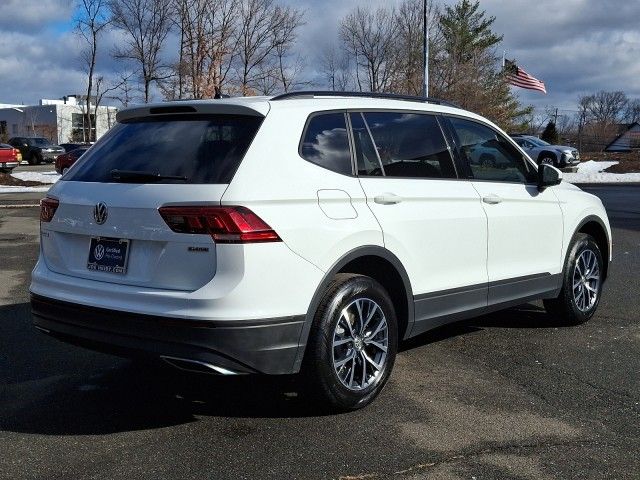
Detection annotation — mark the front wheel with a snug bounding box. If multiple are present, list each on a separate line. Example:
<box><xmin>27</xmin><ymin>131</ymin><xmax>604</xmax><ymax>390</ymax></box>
<box><xmin>539</xmin><ymin>155</ymin><xmax>555</xmax><ymax>166</ymax></box>
<box><xmin>543</xmin><ymin>233</ymin><xmax>604</xmax><ymax>325</ymax></box>
<box><xmin>304</xmin><ymin>274</ymin><xmax>398</xmax><ymax>411</ymax></box>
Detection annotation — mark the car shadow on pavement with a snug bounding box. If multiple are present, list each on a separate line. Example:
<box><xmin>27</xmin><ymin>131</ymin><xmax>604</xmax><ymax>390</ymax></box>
<box><xmin>0</xmin><ymin>303</ymin><xmax>337</xmax><ymax>436</ymax></box>
<box><xmin>1</xmin><ymin>302</ymin><xmax>566</xmax><ymax>436</ymax></box>
<box><xmin>400</xmin><ymin>303</ymin><xmax>568</xmax><ymax>352</ymax></box>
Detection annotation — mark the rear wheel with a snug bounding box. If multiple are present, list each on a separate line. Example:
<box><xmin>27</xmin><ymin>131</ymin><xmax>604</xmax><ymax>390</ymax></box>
<box><xmin>543</xmin><ymin>233</ymin><xmax>603</xmax><ymax>325</ymax></box>
<box><xmin>304</xmin><ymin>274</ymin><xmax>397</xmax><ymax>411</ymax></box>
<box><xmin>31</xmin><ymin>152</ymin><xmax>42</xmax><ymax>165</ymax></box>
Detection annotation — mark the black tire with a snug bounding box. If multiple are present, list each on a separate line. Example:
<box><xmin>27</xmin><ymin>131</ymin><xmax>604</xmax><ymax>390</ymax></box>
<box><xmin>479</xmin><ymin>153</ymin><xmax>496</xmax><ymax>168</ymax></box>
<box><xmin>303</xmin><ymin>273</ymin><xmax>398</xmax><ymax>411</ymax></box>
<box><xmin>31</xmin><ymin>152</ymin><xmax>42</xmax><ymax>165</ymax></box>
<box><xmin>543</xmin><ymin>233</ymin><xmax>604</xmax><ymax>325</ymax></box>
<box><xmin>538</xmin><ymin>154</ymin><xmax>556</xmax><ymax>167</ymax></box>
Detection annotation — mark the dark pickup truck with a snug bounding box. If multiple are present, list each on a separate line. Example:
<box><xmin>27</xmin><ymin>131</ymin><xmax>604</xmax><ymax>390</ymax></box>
<box><xmin>8</xmin><ymin>137</ymin><xmax>64</xmax><ymax>165</ymax></box>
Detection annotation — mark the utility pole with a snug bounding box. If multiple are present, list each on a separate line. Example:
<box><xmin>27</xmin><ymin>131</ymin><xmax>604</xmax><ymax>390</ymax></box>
<box><xmin>422</xmin><ymin>0</ymin><xmax>429</xmax><ymax>97</ymax></box>
<box><xmin>553</xmin><ymin>108</ymin><xmax>559</xmax><ymax>125</ymax></box>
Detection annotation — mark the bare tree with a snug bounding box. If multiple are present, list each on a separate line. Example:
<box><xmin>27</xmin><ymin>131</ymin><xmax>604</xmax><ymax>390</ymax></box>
<box><xmin>624</xmin><ymin>98</ymin><xmax>640</xmax><ymax>124</ymax></box>
<box><xmin>76</xmin><ymin>0</ymin><xmax>111</xmax><ymax>141</ymax></box>
<box><xmin>580</xmin><ymin>91</ymin><xmax>628</xmax><ymax>124</ymax></box>
<box><xmin>522</xmin><ymin>110</ymin><xmax>549</xmax><ymax>135</ymax></box>
<box><xmin>272</xmin><ymin>8</ymin><xmax>305</xmax><ymax>92</ymax></box>
<box><xmin>110</xmin><ymin>0</ymin><xmax>173</xmax><ymax>102</ymax></box>
<box><xmin>391</xmin><ymin>0</ymin><xmax>438</xmax><ymax>96</ymax></box>
<box><xmin>339</xmin><ymin>7</ymin><xmax>398</xmax><ymax>92</ymax></box>
<box><xmin>172</xmin><ymin>0</ymin><xmax>240</xmax><ymax>99</ymax></box>
<box><xmin>235</xmin><ymin>0</ymin><xmax>304</xmax><ymax>95</ymax></box>
<box><xmin>578</xmin><ymin>91</ymin><xmax>629</xmax><ymax>150</ymax></box>
<box><xmin>112</xmin><ymin>71</ymin><xmax>136</xmax><ymax>106</ymax></box>
<box><xmin>320</xmin><ymin>45</ymin><xmax>352</xmax><ymax>91</ymax></box>
<box><xmin>93</xmin><ymin>75</ymin><xmax>129</xmax><ymax>131</ymax></box>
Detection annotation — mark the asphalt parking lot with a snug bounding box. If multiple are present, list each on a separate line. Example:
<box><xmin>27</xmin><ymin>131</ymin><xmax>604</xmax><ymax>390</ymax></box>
<box><xmin>0</xmin><ymin>186</ymin><xmax>638</xmax><ymax>480</ymax></box>
<box><xmin>12</xmin><ymin>163</ymin><xmax>56</xmax><ymax>174</ymax></box>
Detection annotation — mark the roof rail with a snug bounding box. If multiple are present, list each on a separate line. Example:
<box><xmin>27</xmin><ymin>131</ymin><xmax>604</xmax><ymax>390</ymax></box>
<box><xmin>270</xmin><ymin>90</ymin><xmax>459</xmax><ymax>108</ymax></box>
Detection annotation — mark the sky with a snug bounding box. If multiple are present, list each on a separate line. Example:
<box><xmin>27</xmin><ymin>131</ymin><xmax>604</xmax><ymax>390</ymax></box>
<box><xmin>0</xmin><ymin>0</ymin><xmax>639</xmax><ymax>114</ymax></box>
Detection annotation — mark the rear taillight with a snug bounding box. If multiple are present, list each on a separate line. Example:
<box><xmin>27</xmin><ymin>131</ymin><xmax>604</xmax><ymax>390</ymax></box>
<box><xmin>12</xmin><ymin>148</ymin><xmax>19</xmax><ymax>160</ymax></box>
<box><xmin>40</xmin><ymin>197</ymin><xmax>59</xmax><ymax>222</ymax></box>
<box><xmin>158</xmin><ymin>206</ymin><xmax>281</xmax><ymax>244</ymax></box>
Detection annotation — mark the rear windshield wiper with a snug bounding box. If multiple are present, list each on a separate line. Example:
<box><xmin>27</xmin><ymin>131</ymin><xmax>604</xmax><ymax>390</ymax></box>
<box><xmin>110</xmin><ymin>169</ymin><xmax>188</xmax><ymax>183</ymax></box>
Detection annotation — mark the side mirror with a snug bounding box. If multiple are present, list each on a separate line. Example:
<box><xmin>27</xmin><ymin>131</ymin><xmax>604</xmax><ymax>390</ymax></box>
<box><xmin>537</xmin><ymin>163</ymin><xmax>562</xmax><ymax>191</ymax></box>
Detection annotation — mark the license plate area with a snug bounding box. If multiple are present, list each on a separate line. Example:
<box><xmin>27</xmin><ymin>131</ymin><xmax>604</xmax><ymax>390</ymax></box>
<box><xmin>87</xmin><ymin>237</ymin><xmax>130</xmax><ymax>274</ymax></box>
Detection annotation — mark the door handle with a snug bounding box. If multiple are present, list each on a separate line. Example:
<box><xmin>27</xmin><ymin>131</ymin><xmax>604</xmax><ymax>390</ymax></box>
<box><xmin>482</xmin><ymin>194</ymin><xmax>503</xmax><ymax>204</ymax></box>
<box><xmin>374</xmin><ymin>193</ymin><xmax>403</xmax><ymax>205</ymax></box>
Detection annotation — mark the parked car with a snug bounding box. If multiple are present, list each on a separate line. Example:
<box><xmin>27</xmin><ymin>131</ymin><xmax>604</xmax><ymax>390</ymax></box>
<box><xmin>60</xmin><ymin>143</ymin><xmax>91</xmax><ymax>153</ymax></box>
<box><xmin>8</xmin><ymin>137</ymin><xmax>65</xmax><ymax>165</ymax></box>
<box><xmin>31</xmin><ymin>91</ymin><xmax>611</xmax><ymax>411</ymax></box>
<box><xmin>0</xmin><ymin>143</ymin><xmax>21</xmax><ymax>173</ymax></box>
<box><xmin>511</xmin><ymin>134</ymin><xmax>580</xmax><ymax>168</ymax></box>
<box><xmin>55</xmin><ymin>146</ymin><xmax>89</xmax><ymax>174</ymax></box>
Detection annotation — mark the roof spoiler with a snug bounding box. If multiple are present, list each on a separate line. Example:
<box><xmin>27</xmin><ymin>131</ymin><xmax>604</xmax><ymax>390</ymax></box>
<box><xmin>116</xmin><ymin>101</ymin><xmax>267</xmax><ymax>123</ymax></box>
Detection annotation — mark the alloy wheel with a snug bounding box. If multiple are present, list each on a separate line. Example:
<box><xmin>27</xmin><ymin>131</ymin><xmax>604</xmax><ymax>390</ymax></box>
<box><xmin>573</xmin><ymin>248</ymin><xmax>600</xmax><ymax>312</ymax></box>
<box><xmin>332</xmin><ymin>298</ymin><xmax>389</xmax><ymax>391</ymax></box>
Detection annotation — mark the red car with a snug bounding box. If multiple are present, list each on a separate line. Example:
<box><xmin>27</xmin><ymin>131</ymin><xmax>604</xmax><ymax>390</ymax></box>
<box><xmin>0</xmin><ymin>143</ymin><xmax>21</xmax><ymax>173</ymax></box>
<box><xmin>55</xmin><ymin>147</ymin><xmax>89</xmax><ymax>174</ymax></box>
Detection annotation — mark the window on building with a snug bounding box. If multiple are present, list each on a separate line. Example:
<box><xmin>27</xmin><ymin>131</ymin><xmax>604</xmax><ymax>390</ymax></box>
<box><xmin>71</xmin><ymin>112</ymin><xmax>96</xmax><ymax>142</ymax></box>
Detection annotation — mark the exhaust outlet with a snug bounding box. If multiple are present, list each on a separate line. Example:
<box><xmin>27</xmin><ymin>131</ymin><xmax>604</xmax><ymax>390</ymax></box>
<box><xmin>160</xmin><ymin>355</ymin><xmax>242</xmax><ymax>375</ymax></box>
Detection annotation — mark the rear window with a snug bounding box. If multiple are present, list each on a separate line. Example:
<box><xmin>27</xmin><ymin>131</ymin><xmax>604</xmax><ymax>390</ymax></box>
<box><xmin>65</xmin><ymin>114</ymin><xmax>263</xmax><ymax>184</ymax></box>
<box><xmin>300</xmin><ymin>112</ymin><xmax>352</xmax><ymax>175</ymax></box>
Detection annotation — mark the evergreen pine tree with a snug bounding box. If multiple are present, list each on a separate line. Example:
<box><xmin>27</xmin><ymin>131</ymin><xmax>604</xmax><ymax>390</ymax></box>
<box><xmin>541</xmin><ymin>121</ymin><xmax>559</xmax><ymax>144</ymax></box>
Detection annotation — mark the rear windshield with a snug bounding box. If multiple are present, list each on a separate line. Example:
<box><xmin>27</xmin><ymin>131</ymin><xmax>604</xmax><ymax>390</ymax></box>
<box><xmin>65</xmin><ymin>114</ymin><xmax>263</xmax><ymax>184</ymax></box>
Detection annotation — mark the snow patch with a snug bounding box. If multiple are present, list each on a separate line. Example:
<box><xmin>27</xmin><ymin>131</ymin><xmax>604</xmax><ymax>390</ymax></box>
<box><xmin>563</xmin><ymin>160</ymin><xmax>640</xmax><ymax>183</ymax></box>
<box><xmin>11</xmin><ymin>171</ymin><xmax>61</xmax><ymax>184</ymax></box>
<box><xmin>0</xmin><ymin>186</ymin><xmax>51</xmax><ymax>193</ymax></box>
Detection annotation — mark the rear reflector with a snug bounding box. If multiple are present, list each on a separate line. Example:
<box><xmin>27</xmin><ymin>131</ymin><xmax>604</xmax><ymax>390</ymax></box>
<box><xmin>158</xmin><ymin>206</ymin><xmax>281</xmax><ymax>244</ymax></box>
<box><xmin>40</xmin><ymin>197</ymin><xmax>59</xmax><ymax>222</ymax></box>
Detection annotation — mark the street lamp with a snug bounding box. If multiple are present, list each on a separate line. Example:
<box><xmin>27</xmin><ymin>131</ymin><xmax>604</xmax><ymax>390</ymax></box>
<box><xmin>423</xmin><ymin>0</ymin><xmax>429</xmax><ymax>98</ymax></box>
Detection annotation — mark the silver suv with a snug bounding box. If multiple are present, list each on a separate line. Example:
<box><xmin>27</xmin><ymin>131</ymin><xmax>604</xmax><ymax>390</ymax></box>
<box><xmin>511</xmin><ymin>135</ymin><xmax>580</xmax><ymax>168</ymax></box>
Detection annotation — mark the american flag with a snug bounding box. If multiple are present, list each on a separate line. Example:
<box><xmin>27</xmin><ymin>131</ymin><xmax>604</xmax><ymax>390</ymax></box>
<box><xmin>504</xmin><ymin>59</ymin><xmax>546</xmax><ymax>94</ymax></box>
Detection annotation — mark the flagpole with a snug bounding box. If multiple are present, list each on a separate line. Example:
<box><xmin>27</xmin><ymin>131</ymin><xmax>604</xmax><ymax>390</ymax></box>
<box><xmin>502</xmin><ymin>50</ymin><xmax>506</xmax><ymax>69</ymax></box>
<box><xmin>423</xmin><ymin>0</ymin><xmax>429</xmax><ymax>97</ymax></box>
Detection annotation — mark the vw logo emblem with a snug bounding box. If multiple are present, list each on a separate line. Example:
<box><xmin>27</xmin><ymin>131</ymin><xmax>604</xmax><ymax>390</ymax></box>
<box><xmin>94</xmin><ymin>202</ymin><xmax>108</xmax><ymax>225</ymax></box>
<box><xmin>94</xmin><ymin>244</ymin><xmax>105</xmax><ymax>260</ymax></box>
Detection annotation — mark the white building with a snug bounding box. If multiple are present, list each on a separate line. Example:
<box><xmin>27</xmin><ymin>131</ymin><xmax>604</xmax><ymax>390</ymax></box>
<box><xmin>0</xmin><ymin>95</ymin><xmax>118</xmax><ymax>144</ymax></box>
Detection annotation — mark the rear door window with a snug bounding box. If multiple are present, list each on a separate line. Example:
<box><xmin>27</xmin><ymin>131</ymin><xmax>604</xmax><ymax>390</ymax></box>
<box><xmin>65</xmin><ymin>114</ymin><xmax>263</xmax><ymax>184</ymax></box>
<box><xmin>300</xmin><ymin>112</ymin><xmax>352</xmax><ymax>175</ymax></box>
<box><xmin>360</xmin><ymin>112</ymin><xmax>457</xmax><ymax>179</ymax></box>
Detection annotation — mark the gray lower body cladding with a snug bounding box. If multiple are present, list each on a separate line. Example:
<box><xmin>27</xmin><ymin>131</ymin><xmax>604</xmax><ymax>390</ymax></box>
<box><xmin>31</xmin><ymin>294</ymin><xmax>304</xmax><ymax>375</ymax></box>
<box><xmin>411</xmin><ymin>273</ymin><xmax>562</xmax><ymax>336</ymax></box>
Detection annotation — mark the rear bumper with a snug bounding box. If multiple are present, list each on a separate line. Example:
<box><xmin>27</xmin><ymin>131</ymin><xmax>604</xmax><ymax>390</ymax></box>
<box><xmin>0</xmin><ymin>161</ymin><xmax>18</xmax><ymax>169</ymax></box>
<box><xmin>31</xmin><ymin>294</ymin><xmax>305</xmax><ymax>375</ymax></box>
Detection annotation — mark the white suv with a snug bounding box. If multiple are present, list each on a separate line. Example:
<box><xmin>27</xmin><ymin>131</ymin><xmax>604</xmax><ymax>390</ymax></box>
<box><xmin>31</xmin><ymin>92</ymin><xmax>611</xmax><ymax>410</ymax></box>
